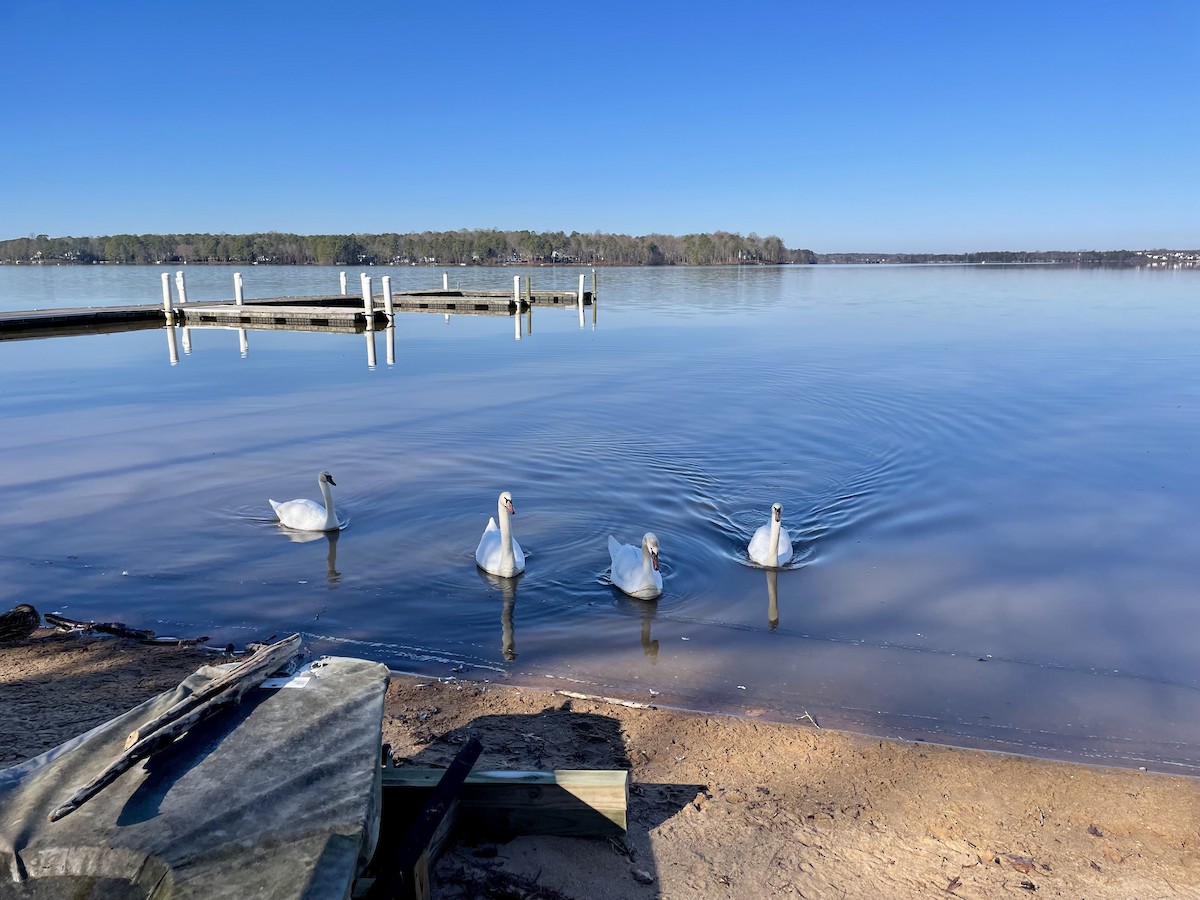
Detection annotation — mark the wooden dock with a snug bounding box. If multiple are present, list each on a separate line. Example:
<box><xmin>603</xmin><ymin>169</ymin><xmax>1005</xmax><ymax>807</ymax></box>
<box><xmin>0</xmin><ymin>287</ymin><xmax>596</xmax><ymax>339</ymax></box>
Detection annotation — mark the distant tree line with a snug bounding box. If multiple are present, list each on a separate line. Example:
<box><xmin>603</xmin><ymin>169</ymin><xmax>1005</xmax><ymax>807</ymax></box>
<box><xmin>0</xmin><ymin>230</ymin><xmax>813</xmax><ymax>267</ymax></box>
<box><xmin>813</xmin><ymin>249</ymin><xmax>1177</xmax><ymax>266</ymax></box>
<box><xmin>1</xmin><ymin>232</ymin><xmax>1186</xmax><ymax>268</ymax></box>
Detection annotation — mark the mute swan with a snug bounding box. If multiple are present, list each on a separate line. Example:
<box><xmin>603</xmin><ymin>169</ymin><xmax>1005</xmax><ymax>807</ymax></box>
<box><xmin>476</xmin><ymin>491</ymin><xmax>525</xmax><ymax>577</ymax></box>
<box><xmin>269</xmin><ymin>471</ymin><xmax>339</xmax><ymax>532</ymax></box>
<box><xmin>748</xmin><ymin>501</ymin><xmax>792</xmax><ymax>568</ymax></box>
<box><xmin>608</xmin><ymin>532</ymin><xmax>662</xmax><ymax>600</ymax></box>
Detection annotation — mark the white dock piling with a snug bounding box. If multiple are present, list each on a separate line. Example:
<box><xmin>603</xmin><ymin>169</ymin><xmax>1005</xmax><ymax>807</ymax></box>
<box><xmin>360</xmin><ymin>273</ymin><xmax>374</xmax><ymax>331</ymax></box>
<box><xmin>443</xmin><ymin>271</ymin><xmax>450</xmax><ymax>291</ymax></box>
<box><xmin>578</xmin><ymin>273</ymin><xmax>586</xmax><ymax>327</ymax></box>
<box><xmin>161</xmin><ymin>273</ymin><xmax>173</xmax><ymax>322</ymax></box>
<box><xmin>381</xmin><ymin>275</ymin><xmax>394</xmax><ymax>319</ymax></box>
<box><xmin>175</xmin><ymin>270</ymin><xmax>189</xmax><ymax>305</ymax></box>
<box><xmin>340</xmin><ymin>271</ymin><xmax>348</xmax><ymax>295</ymax></box>
<box><xmin>234</xmin><ymin>272</ymin><xmax>245</xmax><ymax>306</ymax></box>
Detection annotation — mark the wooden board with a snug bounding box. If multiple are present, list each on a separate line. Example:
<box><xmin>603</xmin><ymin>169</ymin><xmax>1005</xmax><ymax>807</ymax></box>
<box><xmin>381</xmin><ymin>767</ymin><xmax>628</xmax><ymax>837</ymax></box>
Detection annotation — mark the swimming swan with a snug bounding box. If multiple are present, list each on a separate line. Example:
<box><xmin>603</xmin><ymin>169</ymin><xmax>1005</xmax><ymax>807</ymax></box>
<box><xmin>476</xmin><ymin>491</ymin><xmax>525</xmax><ymax>577</ymax></box>
<box><xmin>608</xmin><ymin>532</ymin><xmax>662</xmax><ymax>600</ymax></box>
<box><xmin>748</xmin><ymin>501</ymin><xmax>792</xmax><ymax>568</ymax></box>
<box><xmin>269</xmin><ymin>471</ymin><xmax>339</xmax><ymax>532</ymax></box>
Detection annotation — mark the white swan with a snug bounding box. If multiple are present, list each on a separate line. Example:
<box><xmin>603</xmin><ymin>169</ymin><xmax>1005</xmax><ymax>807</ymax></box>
<box><xmin>269</xmin><ymin>471</ymin><xmax>339</xmax><ymax>532</ymax></box>
<box><xmin>608</xmin><ymin>532</ymin><xmax>662</xmax><ymax>600</ymax></box>
<box><xmin>748</xmin><ymin>501</ymin><xmax>793</xmax><ymax>568</ymax></box>
<box><xmin>476</xmin><ymin>491</ymin><xmax>525</xmax><ymax>577</ymax></box>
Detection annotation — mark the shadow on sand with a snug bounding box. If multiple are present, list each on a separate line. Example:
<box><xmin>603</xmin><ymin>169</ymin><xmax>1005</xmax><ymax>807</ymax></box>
<box><xmin>382</xmin><ymin>705</ymin><xmax>704</xmax><ymax>898</ymax></box>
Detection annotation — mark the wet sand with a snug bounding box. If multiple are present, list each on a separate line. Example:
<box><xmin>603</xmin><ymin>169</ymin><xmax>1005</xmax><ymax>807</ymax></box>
<box><xmin>3</xmin><ymin>630</ymin><xmax>1198</xmax><ymax>898</ymax></box>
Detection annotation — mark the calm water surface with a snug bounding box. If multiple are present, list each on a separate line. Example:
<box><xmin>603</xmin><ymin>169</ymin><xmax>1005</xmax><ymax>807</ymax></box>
<box><xmin>2</xmin><ymin>264</ymin><xmax>1198</xmax><ymax>772</ymax></box>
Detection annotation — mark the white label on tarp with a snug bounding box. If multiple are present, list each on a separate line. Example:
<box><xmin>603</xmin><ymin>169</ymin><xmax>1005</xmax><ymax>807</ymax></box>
<box><xmin>260</xmin><ymin>676</ymin><xmax>311</xmax><ymax>690</ymax></box>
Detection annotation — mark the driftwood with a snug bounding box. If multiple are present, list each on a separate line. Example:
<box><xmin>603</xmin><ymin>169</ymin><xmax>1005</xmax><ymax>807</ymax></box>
<box><xmin>48</xmin><ymin>633</ymin><xmax>302</xmax><ymax>822</ymax></box>
<box><xmin>0</xmin><ymin>604</ymin><xmax>41</xmax><ymax>643</ymax></box>
<box><xmin>44</xmin><ymin>611</ymin><xmax>209</xmax><ymax>647</ymax></box>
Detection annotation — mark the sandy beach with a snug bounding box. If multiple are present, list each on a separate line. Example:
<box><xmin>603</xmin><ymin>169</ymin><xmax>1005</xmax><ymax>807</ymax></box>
<box><xmin>3</xmin><ymin>630</ymin><xmax>1198</xmax><ymax>898</ymax></box>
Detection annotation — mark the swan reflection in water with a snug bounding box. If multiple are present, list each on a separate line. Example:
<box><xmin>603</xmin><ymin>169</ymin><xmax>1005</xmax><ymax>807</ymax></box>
<box><xmin>477</xmin><ymin>569</ymin><xmax>521</xmax><ymax>661</ymax></box>
<box><xmin>280</xmin><ymin>527</ymin><xmax>341</xmax><ymax>585</ymax></box>
<box><xmin>616</xmin><ymin>596</ymin><xmax>659</xmax><ymax>663</ymax></box>
<box><xmin>766</xmin><ymin>568</ymin><xmax>779</xmax><ymax>631</ymax></box>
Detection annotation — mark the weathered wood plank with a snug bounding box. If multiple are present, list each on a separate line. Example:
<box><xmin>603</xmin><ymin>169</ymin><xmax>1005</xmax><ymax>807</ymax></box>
<box><xmin>365</xmin><ymin>738</ymin><xmax>482</xmax><ymax>900</ymax></box>
<box><xmin>47</xmin><ymin>634</ymin><xmax>302</xmax><ymax>822</ymax></box>
<box><xmin>381</xmin><ymin>767</ymin><xmax>628</xmax><ymax>836</ymax></box>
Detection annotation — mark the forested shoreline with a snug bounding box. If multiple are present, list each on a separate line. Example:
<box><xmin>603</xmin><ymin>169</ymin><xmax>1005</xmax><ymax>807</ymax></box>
<box><xmin>0</xmin><ymin>230</ymin><xmax>805</xmax><ymax>267</ymax></box>
<box><xmin>0</xmin><ymin>230</ymin><xmax>1187</xmax><ymax>268</ymax></box>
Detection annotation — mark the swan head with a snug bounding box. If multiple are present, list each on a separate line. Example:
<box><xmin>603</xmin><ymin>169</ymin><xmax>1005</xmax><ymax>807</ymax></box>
<box><xmin>499</xmin><ymin>491</ymin><xmax>516</xmax><ymax>516</ymax></box>
<box><xmin>772</xmin><ymin>502</ymin><xmax>782</xmax><ymax>522</ymax></box>
<box><xmin>320</xmin><ymin>471</ymin><xmax>337</xmax><ymax>487</ymax></box>
<box><xmin>643</xmin><ymin>532</ymin><xmax>660</xmax><ymax>571</ymax></box>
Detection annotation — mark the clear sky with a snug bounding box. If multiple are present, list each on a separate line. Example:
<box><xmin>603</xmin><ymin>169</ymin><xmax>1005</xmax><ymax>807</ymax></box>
<box><xmin>2</xmin><ymin>0</ymin><xmax>1196</xmax><ymax>253</ymax></box>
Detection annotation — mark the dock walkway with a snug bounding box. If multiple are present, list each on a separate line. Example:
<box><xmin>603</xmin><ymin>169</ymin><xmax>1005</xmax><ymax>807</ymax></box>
<box><xmin>0</xmin><ymin>287</ymin><xmax>595</xmax><ymax>339</ymax></box>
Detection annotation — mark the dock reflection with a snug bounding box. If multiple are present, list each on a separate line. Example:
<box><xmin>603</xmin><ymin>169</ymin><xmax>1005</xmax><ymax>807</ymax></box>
<box><xmin>141</xmin><ymin>302</ymin><xmax>592</xmax><ymax>366</ymax></box>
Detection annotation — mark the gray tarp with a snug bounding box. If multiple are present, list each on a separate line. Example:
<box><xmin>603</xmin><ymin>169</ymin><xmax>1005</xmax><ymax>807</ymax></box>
<box><xmin>0</xmin><ymin>656</ymin><xmax>390</xmax><ymax>899</ymax></box>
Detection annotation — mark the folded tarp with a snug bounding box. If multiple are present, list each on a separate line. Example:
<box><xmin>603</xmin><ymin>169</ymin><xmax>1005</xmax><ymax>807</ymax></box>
<box><xmin>0</xmin><ymin>656</ymin><xmax>390</xmax><ymax>899</ymax></box>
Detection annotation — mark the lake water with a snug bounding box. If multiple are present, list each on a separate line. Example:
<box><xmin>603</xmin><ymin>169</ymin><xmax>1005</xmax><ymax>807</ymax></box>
<box><xmin>2</xmin><ymin>263</ymin><xmax>1199</xmax><ymax>773</ymax></box>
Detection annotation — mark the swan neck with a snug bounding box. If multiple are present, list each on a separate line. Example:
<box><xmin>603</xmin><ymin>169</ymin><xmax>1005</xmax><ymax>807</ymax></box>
<box><xmin>769</xmin><ymin>516</ymin><xmax>781</xmax><ymax>558</ymax></box>
<box><xmin>498</xmin><ymin>502</ymin><xmax>514</xmax><ymax>564</ymax></box>
<box><xmin>319</xmin><ymin>480</ymin><xmax>336</xmax><ymax>528</ymax></box>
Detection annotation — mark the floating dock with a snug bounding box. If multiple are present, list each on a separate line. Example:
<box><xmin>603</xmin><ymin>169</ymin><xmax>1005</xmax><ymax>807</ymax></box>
<box><xmin>0</xmin><ymin>272</ymin><xmax>597</xmax><ymax>340</ymax></box>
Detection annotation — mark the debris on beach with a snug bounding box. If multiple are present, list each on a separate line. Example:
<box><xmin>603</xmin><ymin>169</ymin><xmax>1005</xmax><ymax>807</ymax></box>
<box><xmin>0</xmin><ymin>603</ymin><xmax>41</xmax><ymax>643</ymax></box>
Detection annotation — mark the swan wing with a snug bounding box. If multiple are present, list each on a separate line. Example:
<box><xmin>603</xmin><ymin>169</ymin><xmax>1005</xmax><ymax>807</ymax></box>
<box><xmin>608</xmin><ymin>536</ymin><xmax>660</xmax><ymax>598</ymax></box>
<box><xmin>776</xmin><ymin>527</ymin><xmax>794</xmax><ymax>563</ymax></box>
<box><xmin>748</xmin><ymin>524</ymin><xmax>794</xmax><ymax>567</ymax></box>
<box><xmin>747</xmin><ymin>524</ymin><xmax>773</xmax><ymax>565</ymax></box>
<box><xmin>607</xmin><ymin>535</ymin><xmax>623</xmax><ymax>564</ymax></box>
<box><xmin>476</xmin><ymin>518</ymin><xmax>525</xmax><ymax>576</ymax></box>
<box><xmin>475</xmin><ymin>518</ymin><xmax>499</xmax><ymax>568</ymax></box>
<box><xmin>271</xmin><ymin>498</ymin><xmax>328</xmax><ymax>531</ymax></box>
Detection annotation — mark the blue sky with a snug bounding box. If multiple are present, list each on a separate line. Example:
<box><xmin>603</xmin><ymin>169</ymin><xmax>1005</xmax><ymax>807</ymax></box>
<box><xmin>2</xmin><ymin>1</ymin><xmax>1196</xmax><ymax>253</ymax></box>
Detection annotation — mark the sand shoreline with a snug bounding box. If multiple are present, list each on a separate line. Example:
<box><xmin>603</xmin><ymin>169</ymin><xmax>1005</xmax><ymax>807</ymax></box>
<box><xmin>3</xmin><ymin>630</ymin><xmax>1198</xmax><ymax>898</ymax></box>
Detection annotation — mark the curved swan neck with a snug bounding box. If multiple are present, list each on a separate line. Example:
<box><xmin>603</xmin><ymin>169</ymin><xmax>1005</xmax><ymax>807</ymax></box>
<box><xmin>319</xmin><ymin>478</ymin><xmax>336</xmax><ymax>529</ymax></box>
<box><xmin>498</xmin><ymin>496</ymin><xmax>515</xmax><ymax>565</ymax></box>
